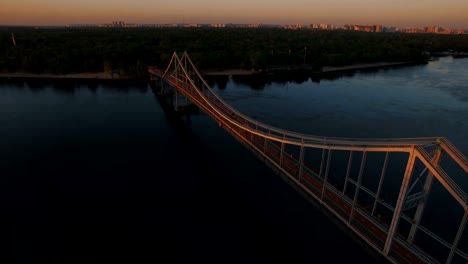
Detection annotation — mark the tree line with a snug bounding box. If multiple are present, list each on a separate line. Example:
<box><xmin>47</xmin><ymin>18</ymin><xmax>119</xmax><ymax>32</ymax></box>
<box><xmin>1</xmin><ymin>27</ymin><xmax>467</xmax><ymax>78</ymax></box>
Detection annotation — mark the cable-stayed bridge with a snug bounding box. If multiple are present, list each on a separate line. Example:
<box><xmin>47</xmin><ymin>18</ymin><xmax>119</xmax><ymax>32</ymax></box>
<box><xmin>149</xmin><ymin>51</ymin><xmax>468</xmax><ymax>264</ymax></box>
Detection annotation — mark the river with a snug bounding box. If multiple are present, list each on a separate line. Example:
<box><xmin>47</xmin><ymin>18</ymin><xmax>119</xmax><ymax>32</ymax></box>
<box><xmin>1</xmin><ymin>56</ymin><xmax>467</xmax><ymax>263</ymax></box>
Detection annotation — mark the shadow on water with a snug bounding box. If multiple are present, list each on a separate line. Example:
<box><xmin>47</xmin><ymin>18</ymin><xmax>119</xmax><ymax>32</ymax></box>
<box><xmin>0</xmin><ymin>78</ymin><xmax>148</xmax><ymax>93</ymax></box>
<box><xmin>203</xmin><ymin>64</ymin><xmax>420</xmax><ymax>90</ymax></box>
<box><xmin>0</xmin><ymin>78</ymin><xmax>26</xmax><ymax>88</ymax></box>
<box><xmin>205</xmin><ymin>72</ymin><xmax>312</xmax><ymax>91</ymax></box>
<box><xmin>228</xmin><ymin>71</ymin><xmax>332</xmax><ymax>90</ymax></box>
<box><xmin>150</xmin><ymin>85</ymin><xmax>195</xmax><ymax>142</ymax></box>
<box><xmin>204</xmin><ymin>75</ymin><xmax>229</xmax><ymax>90</ymax></box>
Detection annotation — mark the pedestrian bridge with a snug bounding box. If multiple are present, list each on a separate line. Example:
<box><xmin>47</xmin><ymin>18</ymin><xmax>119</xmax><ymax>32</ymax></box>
<box><xmin>149</xmin><ymin>51</ymin><xmax>468</xmax><ymax>264</ymax></box>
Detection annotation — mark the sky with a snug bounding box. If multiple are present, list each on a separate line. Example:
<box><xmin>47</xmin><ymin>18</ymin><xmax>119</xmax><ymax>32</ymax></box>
<box><xmin>1</xmin><ymin>0</ymin><xmax>467</xmax><ymax>28</ymax></box>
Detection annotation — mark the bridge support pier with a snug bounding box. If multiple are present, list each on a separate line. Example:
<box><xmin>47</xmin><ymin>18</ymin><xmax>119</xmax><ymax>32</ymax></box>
<box><xmin>384</xmin><ymin>148</ymin><xmax>416</xmax><ymax>256</ymax></box>
<box><xmin>150</xmin><ymin>74</ymin><xmax>162</xmax><ymax>87</ymax></box>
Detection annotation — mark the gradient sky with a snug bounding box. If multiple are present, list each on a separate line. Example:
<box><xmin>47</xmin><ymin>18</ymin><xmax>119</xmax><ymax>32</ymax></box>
<box><xmin>1</xmin><ymin>0</ymin><xmax>467</xmax><ymax>28</ymax></box>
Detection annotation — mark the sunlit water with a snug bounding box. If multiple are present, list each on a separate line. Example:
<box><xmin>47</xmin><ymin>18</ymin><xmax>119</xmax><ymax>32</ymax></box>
<box><xmin>1</xmin><ymin>57</ymin><xmax>467</xmax><ymax>263</ymax></box>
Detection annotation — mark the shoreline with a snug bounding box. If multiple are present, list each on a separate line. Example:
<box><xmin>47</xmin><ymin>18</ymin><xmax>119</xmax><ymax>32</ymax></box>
<box><xmin>321</xmin><ymin>61</ymin><xmax>414</xmax><ymax>73</ymax></box>
<box><xmin>202</xmin><ymin>61</ymin><xmax>417</xmax><ymax>76</ymax></box>
<box><xmin>0</xmin><ymin>61</ymin><xmax>418</xmax><ymax>79</ymax></box>
<box><xmin>200</xmin><ymin>69</ymin><xmax>257</xmax><ymax>76</ymax></box>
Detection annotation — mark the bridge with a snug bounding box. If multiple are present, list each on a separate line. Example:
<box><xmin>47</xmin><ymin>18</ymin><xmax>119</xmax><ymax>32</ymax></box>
<box><xmin>149</xmin><ymin>51</ymin><xmax>468</xmax><ymax>264</ymax></box>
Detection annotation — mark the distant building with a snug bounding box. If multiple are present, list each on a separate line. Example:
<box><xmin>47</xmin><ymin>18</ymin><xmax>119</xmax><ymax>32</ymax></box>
<box><xmin>430</xmin><ymin>26</ymin><xmax>440</xmax><ymax>33</ymax></box>
<box><xmin>355</xmin><ymin>25</ymin><xmax>374</xmax><ymax>32</ymax></box>
<box><xmin>58</xmin><ymin>21</ymin><xmax>466</xmax><ymax>35</ymax></box>
<box><xmin>452</xmin><ymin>28</ymin><xmax>466</xmax><ymax>34</ymax></box>
<box><xmin>343</xmin><ymin>24</ymin><xmax>376</xmax><ymax>32</ymax></box>
<box><xmin>210</xmin><ymin>23</ymin><xmax>226</xmax><ymax>28</ymax></box>
<box><xmin>125</xmin><ymin>23</ymin><xmax>139</xmax><ymax>28</ymax></box>
<box><xmin>160</xmin><ymin>24</ymin><xmax>178</xmax><ymax>28</ymax></box>
<box><xmin>375</xmin><ymin>24</ymin><xmax>383</xmax><ymax>32</ymax></box>
<box><xmin>112</xmin><ymin>21</ymin><xmax>125</xmax><ymax>27</ymax></box>
<box><xmin>183</xmin><ymin>24</ymin><xmax>200</xmax><ymax>28</ymax></box>
<box><xmin>67</xmin><ymin>24</ymin><xmax>97</xmax><ymax>28</ymax></box>
<box><xmin>140</xmin><ymin>24</ymin><xmax>161</xmax><ymax>28</ymax></box>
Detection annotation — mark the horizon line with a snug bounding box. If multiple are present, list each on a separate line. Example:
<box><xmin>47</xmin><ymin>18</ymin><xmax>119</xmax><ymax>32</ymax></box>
<box><xmin>0</xmin><ymin>22</ymin><xmax>466</xmax><ymax>29</ymax></box>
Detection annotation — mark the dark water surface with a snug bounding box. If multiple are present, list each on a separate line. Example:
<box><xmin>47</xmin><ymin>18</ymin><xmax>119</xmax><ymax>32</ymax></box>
<box><xmin>1</xmin><ymin>57</ymin><xmax>467</xmax><ymax>263</ymax></box>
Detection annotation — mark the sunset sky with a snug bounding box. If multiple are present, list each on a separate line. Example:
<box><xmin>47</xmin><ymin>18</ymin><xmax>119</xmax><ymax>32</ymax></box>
<box><xmin>1</xmin><ymin>0</ymin><xmax>467</xmax><ymax>28</ymax></box>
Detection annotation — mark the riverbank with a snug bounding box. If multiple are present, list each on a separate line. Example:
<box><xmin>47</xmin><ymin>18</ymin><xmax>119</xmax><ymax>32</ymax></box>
<box><xmin>202</xmin><ymin>61</ymin><xmax>416</xmax><ymax>76</ymax></box>
<box><xmin>0</xmin><ymin>72</ymin><xmax>130</xmax><ymax>79</ymax></box>
<box><xmin>431</xmin><ymin>51</ymin><xmax>468</xmax><ymax>58</ymax></box>
<box><xmin>201</xmin><ymin>69</ymin><xmax>257</xmax><ymax>76</ymax></box>
<box><xmin>321</xmin><ymin>61</ymin><xmax>414</xmax><ymax>73</ymax></box>
<box><xmin>0</xmin><ymin>61</ymin><xmax>417</xmax><ymax>79</ymax></box>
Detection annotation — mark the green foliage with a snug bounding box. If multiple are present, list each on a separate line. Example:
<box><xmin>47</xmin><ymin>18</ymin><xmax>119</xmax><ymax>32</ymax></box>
<box><xmin>0</xmin><ymin>27</ymin><xmax>467</xmax><ymax>76</ymax></box>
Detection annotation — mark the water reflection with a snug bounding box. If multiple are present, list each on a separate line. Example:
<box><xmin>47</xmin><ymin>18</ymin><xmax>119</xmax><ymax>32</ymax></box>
<box><xmin>0</xmin><ymin>78</ymin><xmax>148</xmax><ymax>93</ymax></box>
<box><xmin>204</xmin><ymin>64</ymin><xmax>419</xmax><ymax>90</ymax></box>
<box><xmin>204</xmin><ymin>75</ymin><xmax>229</xmax><ymax>90</ymax></box>
<box><xmin>0</xmin><ymin>78</ymin><xmax>26</xmax><ymax>88</ymax></box>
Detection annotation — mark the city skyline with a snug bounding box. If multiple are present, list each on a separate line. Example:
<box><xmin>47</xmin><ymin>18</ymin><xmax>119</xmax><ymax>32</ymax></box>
<box><xmin>1</xmin><ymin>0</ymin><xmax>467</xmax><ymax>28</ymax></box>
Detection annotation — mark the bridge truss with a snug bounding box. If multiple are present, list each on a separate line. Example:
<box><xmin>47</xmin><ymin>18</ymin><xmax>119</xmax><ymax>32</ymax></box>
<box><xmin>149</xmin><ymin>52</ymin><xmax>468</xmax><ymax>264</ymax></box>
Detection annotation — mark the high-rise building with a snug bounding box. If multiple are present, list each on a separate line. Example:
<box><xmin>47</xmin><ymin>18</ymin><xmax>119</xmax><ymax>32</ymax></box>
<box><xmin>375</xmin><ymin>24</ymin><xmax>383</xmax><ymax>32</ymax></box>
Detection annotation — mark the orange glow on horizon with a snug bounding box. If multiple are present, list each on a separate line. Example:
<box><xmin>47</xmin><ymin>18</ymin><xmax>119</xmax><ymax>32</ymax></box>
<box><xmin>1</xmin><ymin>0</ymin><xmax>467</xmax><ymax>28</ymax></box>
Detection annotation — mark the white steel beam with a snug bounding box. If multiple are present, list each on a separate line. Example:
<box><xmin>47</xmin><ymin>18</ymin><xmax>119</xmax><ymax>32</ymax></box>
<box><xmin>408</xmin><ymin>148</ymin><xmax>442</xmax><ymax>243</ymax></box>
<box><xmin>343</xmin><ymin>150</ymin><xmax>353</xmax><ymax>195</ymax></box>
<box><xmin>384</xmin><ymin>148</ymin><xmax>416</xmax><ymax>255</ymax></box>
<box><xmin>439</xmin><ymin>138</ymin><xmax>468</xmax><ymax>173</ymax></box>
<box><xmin>350</xmin><ymin>152</ymin><xmax>367</xmax><ymax>223</ymax></box>
<box><xmin>321</xmin><ymin>150</ymin><xmax>332</xmax><ymax>201</ymax></box>
<box><xmin>372</xmin><ymin>152</ymin><xmax>389</xmax><ymax>216</ymax></box>
<box><xmin>319</xmin><ymin>148</ymin><xmax>326</xmax><ymax>177</ymax></box>
<box><xmin>415</xmin><ymin>147</ymin><xmax>468</xmax><ymax>209</ymax></box>
<box><xmin>299</xmin><ymin>140</ymin><xmax>305</xmax><ymax>181</ymax></box>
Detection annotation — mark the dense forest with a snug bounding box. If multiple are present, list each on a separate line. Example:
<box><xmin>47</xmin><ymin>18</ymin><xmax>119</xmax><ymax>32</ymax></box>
<box><xmin>1</xmin><ymin>27</ymin><xmax>467</xmax><ymax>78</ymax></box>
